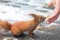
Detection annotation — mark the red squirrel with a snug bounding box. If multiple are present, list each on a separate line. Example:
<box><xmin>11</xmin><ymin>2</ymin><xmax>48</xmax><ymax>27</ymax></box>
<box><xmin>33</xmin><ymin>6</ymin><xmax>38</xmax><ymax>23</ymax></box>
<box><xmin>11</xmin><ymin>14</ymin><xmax>46</xmax><ymax>38</ymax></box>
<box><xmin>0</xmin><ymin>20</ymin><xmax>11</xmax><ymax>31</ymax></box>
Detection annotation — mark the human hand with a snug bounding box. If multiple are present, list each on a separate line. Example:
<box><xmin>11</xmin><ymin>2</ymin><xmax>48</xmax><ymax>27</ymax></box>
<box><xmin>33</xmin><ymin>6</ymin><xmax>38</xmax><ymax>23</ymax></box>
<box><xmin>45</xmin><ymin>0</ymin><xmax>60</xmax><ymax>24</ymax></box>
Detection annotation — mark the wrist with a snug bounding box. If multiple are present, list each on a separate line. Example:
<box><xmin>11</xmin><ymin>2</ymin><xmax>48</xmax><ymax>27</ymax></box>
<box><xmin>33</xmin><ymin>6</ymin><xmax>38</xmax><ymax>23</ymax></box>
<box><xmin>53</xmin><ymin>8</ymin><xmax>60</xmax><ymax>15</ymax></box>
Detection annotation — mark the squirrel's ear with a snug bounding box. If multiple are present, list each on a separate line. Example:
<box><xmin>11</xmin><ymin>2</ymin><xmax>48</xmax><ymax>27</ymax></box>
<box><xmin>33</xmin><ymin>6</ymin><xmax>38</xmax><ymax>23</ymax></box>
<box><xmin>29</xmin><ymin>13</ymin><xmax>38</xmax><ymax>17</ymax></box>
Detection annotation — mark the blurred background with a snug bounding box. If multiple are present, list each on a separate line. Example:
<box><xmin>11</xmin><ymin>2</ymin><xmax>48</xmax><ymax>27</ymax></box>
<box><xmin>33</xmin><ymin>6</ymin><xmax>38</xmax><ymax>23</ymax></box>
<box><xmin>0</xmin><ymin>0</ymin><xmax>54</xmax><ymax>23</ymax></box>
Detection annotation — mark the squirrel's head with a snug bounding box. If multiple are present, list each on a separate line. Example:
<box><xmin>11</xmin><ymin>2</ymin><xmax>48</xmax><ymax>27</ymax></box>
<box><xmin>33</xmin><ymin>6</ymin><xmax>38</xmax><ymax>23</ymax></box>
<box><xmin>30</xmin><ymin>14</ymin><xmax>46</xmax><ymax>23</ymax></box>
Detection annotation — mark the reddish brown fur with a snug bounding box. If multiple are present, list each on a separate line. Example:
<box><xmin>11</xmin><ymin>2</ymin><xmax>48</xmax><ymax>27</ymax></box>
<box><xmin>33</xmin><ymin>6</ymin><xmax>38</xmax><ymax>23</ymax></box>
<box><xmin>11</xmin><ymin>14</ymin><xmax>46</xmax><ymax>38</ymax></box>
<box><xmin>0</xmin><ymin>20</ymin><xmax>11</xmax><ymax>31</ymax></box>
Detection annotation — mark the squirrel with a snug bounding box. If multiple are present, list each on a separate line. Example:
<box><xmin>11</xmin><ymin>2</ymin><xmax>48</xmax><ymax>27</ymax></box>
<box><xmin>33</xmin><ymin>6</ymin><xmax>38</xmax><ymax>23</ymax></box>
<box><xmin>0</xmin><ymin>20</ymin><xmax>11</xmax><ymax>31</ymax></box>
<box><xmin>11</xmin><ymin>14</ymin><xmax>46</xmax><ymax>38</ymax></box>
